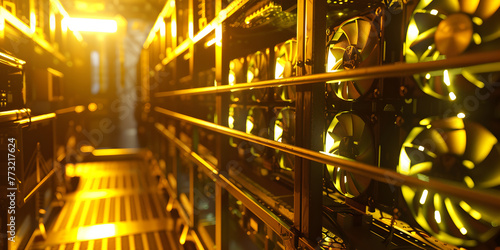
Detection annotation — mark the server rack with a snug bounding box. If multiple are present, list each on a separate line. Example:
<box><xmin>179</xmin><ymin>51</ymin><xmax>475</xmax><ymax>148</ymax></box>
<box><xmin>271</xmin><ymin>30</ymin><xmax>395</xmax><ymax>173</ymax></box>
<box><xmin>140</xmin><ymin>0</ymin><xmax>500</xmax><ymax>249</ymax></box>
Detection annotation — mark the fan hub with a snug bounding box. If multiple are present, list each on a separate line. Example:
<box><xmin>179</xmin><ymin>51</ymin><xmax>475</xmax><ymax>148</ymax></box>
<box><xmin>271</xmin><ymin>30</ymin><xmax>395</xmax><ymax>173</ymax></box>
<box><xmin>432</xmin><ymin>153</ymin><xmax>465</xmax><ymax>181</ymax></box>
<box><xmin>342</xmin><ymin>45</ymin><xmax>362</xmax><ymax>70</ymax></box>
<box><xmin>435</xmin><ymin>13</ymin><xmax>473</xmax><ymax>57</ymax></box>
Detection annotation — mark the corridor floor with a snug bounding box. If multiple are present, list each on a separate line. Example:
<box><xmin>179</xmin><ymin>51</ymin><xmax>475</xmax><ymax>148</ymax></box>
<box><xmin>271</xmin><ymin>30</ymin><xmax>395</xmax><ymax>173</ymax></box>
<box><xmin>33</xmin><ymin>159</ymin><xmax>178</xmax><ymax>250</ymax></box>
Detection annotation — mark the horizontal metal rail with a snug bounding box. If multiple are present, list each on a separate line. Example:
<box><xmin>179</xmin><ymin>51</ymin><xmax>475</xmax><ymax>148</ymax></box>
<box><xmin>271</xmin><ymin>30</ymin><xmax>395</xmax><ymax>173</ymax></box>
<box><xmin>155</xmin><ymin>50</ymin><xmax>500</xmax><ymax>98</ymax></box>
<box><xmin>0</xmin><ymin>108</ymin><xmax>31</xmax><ymax>124</ymax></box>
<box><xmin>155</xmin><ymin>122</ymin><xmax>294</xmax><ymax>237</ymax></box>
<box><xmin>155</xmin><ymin>107</ymin><xmax>500</xmax><ymax>210</ymax></box>
<box><xmin>16</xmin><ymin>113</ymin><xmax>56</xmax><ymax>125</ymax></box>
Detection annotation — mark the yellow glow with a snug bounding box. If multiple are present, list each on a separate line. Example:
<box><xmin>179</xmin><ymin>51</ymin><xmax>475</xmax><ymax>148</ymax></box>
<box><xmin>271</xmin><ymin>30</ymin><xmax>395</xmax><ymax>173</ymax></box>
<box><xmin>228</xmin><ymin>116</ymin><xmax>234</xmax><ymax>129</ymax></box>
<box><xmin>399</xmin><ymin>151</ymin><xmax>411</xmax><ymax>175</ymax></box>
<box><xmin>419</xmin><ymin>189</ymin><xmax>429</xmax><ymax>204</ymax></box>
<box><xmin>50</xmin><ymin>13</ymin><xmax>56</xmax><ymax>31</ymax></box>
<box><xmin>430</xmin><ymin>9</ymin><xmax>438</xmax><ymax>15</ymax></box>
<box><xmin>473</xmin><ymin>33</ymin><xmax>482</xmax><ymax>45</ymax></box>
<box><xmin>443</xmin><ymin>70</ymin><xmax>451</xmax><ymax>86</ymax></box>
<box><xmin>344</xmin><ymin>175</ymin><xmax>347</xmax><ymax>183</ymax></box>
<box><xmin>247</xmin><ymin>70</ymin><xmax>254</xmax><ymax>83</ymax></box>
<box><xmin>171</xmin><ymin>20</ymin><xmax>177</xmax><ymax>37</ymax></box>
<box><xmin>325</xmin><ymin>134</ymin><xmax>335</xmax><ymax>154</ymax></box>
<box><xmin>66</xmin><ymin>18</ymin><xmax>117</xmax><ymax>33</ymax></box>
<box><xmin>275</xmin><ymin>59</ymin><xmax>284</xmax><ymax>79</ymax></box>
<box><xmin>460</xmin><ymin>227</ymin><xmax>467</xmax><ymax>235</ymax></box>
<box><xmin>418</xmin><ymin>146</ymin><xmax>425</xmax><ymax>151</ymax></box>
<box><xmin>327</xmin><ymin>50</ymin><xmax>337</xmax><ymax>72</ymax></box>
<box><xmin>30</xmin><ymin>12</ymin><xmax>36</xmax><ymax>31</ymax></box>
<box><xmin>460</xmin><ymin>200</ymin><xmax>471</xmax><ymax>212</ymax></box>
<box><xmin>427</xmin><ymin>45</ymin><xmax>433</xmax><ymax>50</ymax></box>
<box><xmin>246</xmin><ymin>119</ymin><xmax>254</xmax><ymax>134</ymax></box>
<box><xmin>445</xmin><ymin>198</ymin><xmax>466</xmax><ymax>233</ymax></box>
<box><xmin>407</xmin><ymin>23</ymin><xmax>419</xmax><ymax>42</ymax></box>
<box><xmin>205</xmin><ymin>37</ymin><xmax>217</xmax><ymax>47</ymax></box>
<box><xmin>470</xmin><ymin>210</ymin><xmax>482</xmax><ymax>220</ymax></box>
<box><xmin>463</xmin><ymin>160</ymin><xmax>475</xmax><ymax>169</ymax></box>
<box><xmin>77</xmin><ymin>224</ymin><xmax>116</xmax><ymax>240</ymax></box>
<box><xmin>88</xmin><ymin>103</ymin><xmax>98</xmax><ymax>112</ymax></box>
<box><xmin>449</xmin><ymin>92</ymin><xmax>457</xmax><ymax>101</ymax></box>
<box><xmin>80</xmin><ymin>145</ymin><xmax>95</xmax><ymax>153</ymax></box>
<box><xmin>472</xmin><ymin>17</ymin><xmax>483</xmax><ymax>26</ymax></box>
<box><xmin>274</xmin><ymin>125</ymin><xmax>283</xmax><ymax>142</ymax></box>
<box><xmin>160</xmin><ymin>20</ymin><xmax>166</xmax><ymax>37</ymax></box>
<box><xmin>75</xmin><ymin>105</ymin><xmax>85</xmax><ymax>113</ymax></box>
<box><xmin>425</xmin><ymin>73</ymin><xmax>431</xmax><ymax>79</ymax></box>
<box><xmin>228</xmin><ymin>72</ymin><xmax>236</xmax><ymax>85</ymax></box>
<box><xmin>463</xmin><ymin>176</ymin><xmax>475</xmax><ymax>188</ymax></box>
<box><xmin>457</xmin><ymin>112</ymin><xmax>466</xmax><ymax>119</ymax></box>
<box><xmin>179</xmin><ymin>224</ymin><xmax>189</xmax><ymax>244</ymax></box>
<box><xmin>66</xmin><ymin>164</ymin><xmax>75</xmax><ymax>177</ymax></box>
<box><xmin>435</xmin><ymin>210</ymin><xmax>442</xmax><ymax>223</ymax></box>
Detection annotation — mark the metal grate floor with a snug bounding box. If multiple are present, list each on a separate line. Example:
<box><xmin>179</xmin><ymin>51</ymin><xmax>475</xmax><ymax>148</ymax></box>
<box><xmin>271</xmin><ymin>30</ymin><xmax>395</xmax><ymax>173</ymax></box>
<box><xmin>33</xmin><ymin>161</ymin><xmax>178</xmax><ymax>250</ymax></box>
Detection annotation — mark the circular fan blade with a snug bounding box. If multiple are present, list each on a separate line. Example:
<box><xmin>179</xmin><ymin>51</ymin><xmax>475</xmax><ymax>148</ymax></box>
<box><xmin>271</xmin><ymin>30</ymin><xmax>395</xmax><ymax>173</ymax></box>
<box><xmin>460</xmin><ymin>0</ymin><xmax>480</xmax><ymax>14</ymax></box>
<box><xmin>463</xmin><ymin>121</ymin><xmax>498</xmax><ymax>164</ymax></box>
<box><xmin>399</xmin><ymin>117</ymin><xmax>500</xmax><ymax>246</ymax></box>
<box><xmin>356</xmin><ymin>19</ymin><xmax>372</xmax><ymax>49</ymax></box>
<box><xmin>335</xmin><ymin>113</ymin><xmax>354</xmax><ymax>137</ymax></box>
<box><xmin>326</xmin><ymin>112</ymin><xmax>375</xmax><ymax>198</ymax></box>
<box><xmin>409</xmin><ymin>27</ymin><xmax>438</xmax><ymax>51</ymax></box>
<box><xmin>475</xmin><ymin>0</ymin><xmax>500</xmax><ymax>20</ymax></box>
<box><xmin>409</xmin><ymin>161</ymin><xmax>433</xmax><ymax>175</ymax></box>
<box><xmin>342</xmin><ymin>21</ymin><xmax>359</xmax><ymax>46</ymax></box>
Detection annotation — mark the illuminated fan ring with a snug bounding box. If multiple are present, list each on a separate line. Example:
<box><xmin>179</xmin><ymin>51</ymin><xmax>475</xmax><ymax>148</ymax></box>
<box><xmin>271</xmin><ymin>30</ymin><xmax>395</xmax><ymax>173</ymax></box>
<box><xmin>398</xmin><ymin>117</ymin><xmax>500</xmax><ymax>246</ymax></box>
<box><xmin>405</xmin><ymin>0</ymin><xmax>500</xmax><ymax>100</ymax></box>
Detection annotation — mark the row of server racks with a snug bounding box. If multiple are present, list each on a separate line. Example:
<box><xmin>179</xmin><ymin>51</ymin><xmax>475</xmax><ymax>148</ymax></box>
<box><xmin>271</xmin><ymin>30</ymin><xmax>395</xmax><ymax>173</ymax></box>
<box><xmin>139</xmin><ymin>0</ymin><xmax>500</xmax><ymax>249</ymax></box>
<box><xmin>0</xmin><ymin>0</ymin><xmax>91</xmax><ymax>249</ymax></box>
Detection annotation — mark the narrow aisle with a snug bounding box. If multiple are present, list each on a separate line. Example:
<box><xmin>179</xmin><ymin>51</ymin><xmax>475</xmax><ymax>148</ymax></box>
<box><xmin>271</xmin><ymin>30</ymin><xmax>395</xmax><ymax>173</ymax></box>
<box><xmin>32</xmin><ymin>160</ymin><xmax>177</xmax><ymax>250</ymax></box>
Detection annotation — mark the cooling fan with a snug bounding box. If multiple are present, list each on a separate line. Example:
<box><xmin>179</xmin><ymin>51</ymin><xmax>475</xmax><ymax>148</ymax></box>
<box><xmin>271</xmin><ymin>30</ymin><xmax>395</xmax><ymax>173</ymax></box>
<box><xmin>274</xmin><ymin>107</ymin><xmax>295</xmax><ymax>172</ymax></box>
<box><xmin>274</xmin><ymin>39</ymin><xmax>297</xmax><ymax>102</ymax></box>
<box><xmin>246</xmin><ymin>107</ymin><xmax>269</xmax><ymax>157</ymax></box>
<box><xmin>405</xmin><ymin>0</ymin><xmax>500</xmax><ymax>100</ymax></box>
<box><xmin>326</xmin><ymin>17</ymin><xmax>380</xmax><ymax>101</ymax></box>
<box><xmin>229</xmin><ymin>57</ymin><xmax>245</xmax><ymax>102</ymax></box>
<box><xmin>247</xmin><ymin>50</ymin><xmax>269</xmax><ymax>102</ymax></box>
<box><xmin>324</xmin><ymin>112</ymin><xmax>376</xmax><ymax>198</ymax></box>
<box><xmin>398</xmin><ymin>116</ymin><xmax>500</xmax><ymax>246</ymax></box>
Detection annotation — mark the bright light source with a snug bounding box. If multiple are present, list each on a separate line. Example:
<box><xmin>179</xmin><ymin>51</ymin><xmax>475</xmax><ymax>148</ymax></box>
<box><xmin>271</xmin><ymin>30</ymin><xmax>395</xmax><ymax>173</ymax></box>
<box><xmin>443</xmin><ymin>70</ymin><xmax>451</xmax><ymax>86</ymax></box>
<box><xmin>425</xmin><ymin>73</ymin><xmax>431</xmax><ymax>79</ymax></box>
<box><xmin>460</xmin><ymin>227</ymin><xmax>467</xmax><ymax>235</ymax></box>
<box><xmin>427</xmin><ymin>45</ymin><xmax>432</xmax><ymax>50</ymax></box>
<box><xmin>473</xmin><ymin>33</ymin><xmax>482</xmax><ymax>45</ymax></box>
<box><xmin>246</xmin><ymin>119</ymin><xmax>254</xmax><ymax>134</ymax></box>
<box><xmin>66</xmin><ymin>18</ymin><xmax>118</xmax><ymax>33</ymax></box>
<box><xmin>435</xmin><ymin>210</ymin><xmax>442</xmax><ymax>223</ymax></box>
<box><xmin>472</xmin><ymin>17</ymin><xmax>483</xmax><ymax>26</ymax></box>
<box><xmin>205</xmin><ymin>37</ymin><xmax>217</xmax><ymax>47</ymax></box>
<box><xmin>88</xmin><ymin>102</ymin><xmax>98</xmax><ymax>112</ymax></box>
<box><xmin>327</xmin><ymin>50</ymin><xmax>337</xmax><ymax>72</ymax></box>
<box><xmin>274</xmin><ymin>125</ymin><xmax>283</xmax><ymax>141</ymax></box>
<box><xmin>247</xmin><ymin>70</ymin><xmax>254</xmax><ymax>83</ymax></box>
<box><xmin>449</xmin><ymin>92</ymin><xmax>457</xmax><ymax>101</ymax></box>
<box><xmin>50</xmin><ymin>13</ymin><xmax>56</xmax><ymax>31</ymax></box>
<box><xmin>228</xmin><ymin>116</ymin><xmax>235</xmax><ymax>129</ymax></box>
<box><xmin>430</xmin><ymin>9</ymin><xmax>438</xmax><ymax>15</ymax></box>
<box><xmin>463</xmin><ymin>176</ymin><xmax>475</xmax><ymax>188</ymax></box>
<box><xmin>419</xmin><ymin>189</ymin><xmax>428</xmax><ymax>204</ymax></box>
<box><xmin>77</xmin><ymin>224</ymin><xmax>116</xmax><ymax>241</ymax></box>
<box><xmin>275</xmin><ymin>59</ymin><xmax>284</xmax><ymax>79</ymax></box>
<box><xmin>418</xmin><ymin>146</ymin><xmax>425</xmax><ymax>151</ymax></box>
<box><xmin>462</xmin><ymin>160</ymin><xmax>475</xmax><ymax>169</ymax></box>
<box><xmin>457</xmin><ymin>112</ymin><xmax>466</xmax><ymax>119</ymax></box>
